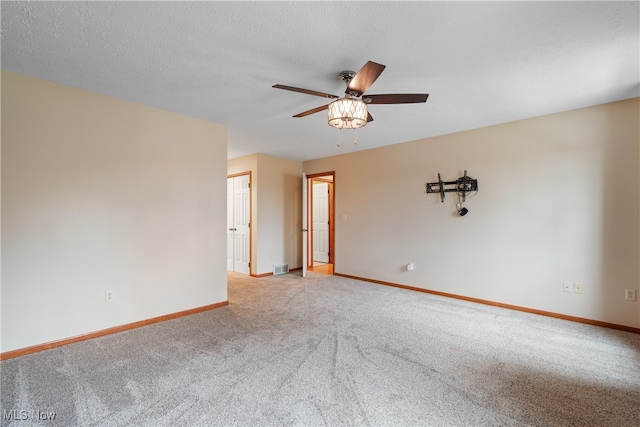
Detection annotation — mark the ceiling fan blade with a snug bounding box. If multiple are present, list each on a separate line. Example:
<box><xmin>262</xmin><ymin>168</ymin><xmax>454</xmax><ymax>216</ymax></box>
<box><xmin>273</xmin><ymin>84</ymin><xmax>338</xmax><ymax>99</ymax></box>
<box><xmin>346</xmin><ymin>61</ymin><xmax>386</xmax><ymax>97</ymax></box>
<box><xmin>363</xmin><ymin>94</ymin><xmax>429</xmax><ymax>104</ymax></box>
<box><xmin>367</xmin><ymin>112</ymin><xmax>374</xmax><ymax>122</ymax></box>
<box><xmin>293</xmin><ymin>104</ymin><xmax>329</xmax><ymax>118</ymax></box>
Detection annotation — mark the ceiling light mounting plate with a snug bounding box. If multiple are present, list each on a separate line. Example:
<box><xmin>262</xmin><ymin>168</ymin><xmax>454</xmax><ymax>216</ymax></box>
<box><xmin>338</xmin><ymin>70</ymin><xmax>357</xmax><ymax>84</ymax></box>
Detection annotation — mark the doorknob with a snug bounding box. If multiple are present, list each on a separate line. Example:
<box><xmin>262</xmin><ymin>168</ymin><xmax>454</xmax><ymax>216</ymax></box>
<box><xmin>229</xmin><ymin>228</ymin><xmax>237</xmax><ymax>231</ymax></box>
<box><xmin>301</xmin><ymin>228</ymin><xmax>308</xmax><ymax>232</ymax></box>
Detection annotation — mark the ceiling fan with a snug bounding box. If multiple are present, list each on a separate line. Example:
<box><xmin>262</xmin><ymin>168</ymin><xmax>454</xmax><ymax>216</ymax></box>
<box><xmin>273</xmin><ymin>61</ymin><xmax>429</xmax><ymax>129</ymax></box>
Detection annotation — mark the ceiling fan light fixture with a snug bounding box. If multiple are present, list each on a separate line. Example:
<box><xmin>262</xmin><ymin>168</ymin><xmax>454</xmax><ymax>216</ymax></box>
<box><xmin>327</xmin><ymin>97</ymin><xmax>368</xmax><ymax>129</ymax></box>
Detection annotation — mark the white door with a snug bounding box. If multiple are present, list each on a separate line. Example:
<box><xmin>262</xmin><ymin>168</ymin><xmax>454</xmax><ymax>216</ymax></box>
<box><xmin>302</xmin><ymin>173</ymin><xmax>307</xmax><ymax>278</ymax></box>
<box><xmin>227</xmin><ymin>174</ymin><xmax>250</xmax><ymax>275</ymax></box>
<box><xmin>312</xmin><ymin>182</ymin><xmax>329</xmax><ymax>263</ymax></box>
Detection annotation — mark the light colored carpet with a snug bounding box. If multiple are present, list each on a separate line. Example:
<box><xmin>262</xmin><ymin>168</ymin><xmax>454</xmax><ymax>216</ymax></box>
<box><xmin>1</xmin><ymin>271</ymin><xmax>639</xmax><ymax>426</ymax></box>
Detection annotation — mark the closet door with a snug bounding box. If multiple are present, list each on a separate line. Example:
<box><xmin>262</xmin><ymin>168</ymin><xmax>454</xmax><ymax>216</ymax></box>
<box><xmin>227</xmin><ymin>174</ymin><xmax>250</xmax><ymax>275</ymax></box>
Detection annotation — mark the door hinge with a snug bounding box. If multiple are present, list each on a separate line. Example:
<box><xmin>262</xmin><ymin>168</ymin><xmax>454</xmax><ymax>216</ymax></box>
<box><xmin>248</xmin><ymin>262</ymin><xmax>251</xmax><ymax>267</ymax></box>
<box><xmin>248</xmin><ymin>183</ymin><xmax>251</xmax><ymax>188</ymax></box>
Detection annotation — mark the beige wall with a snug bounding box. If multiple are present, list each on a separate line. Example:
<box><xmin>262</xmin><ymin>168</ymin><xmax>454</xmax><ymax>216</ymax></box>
<box><xmin>304</xmin><ymin>98</ymin><xmax>640</xmax><ymax>328</ymax></box>
<box><xmin>255</xmin><ymin>154</ymin><xmax>302</xmax><ymax>274</ymax></box>
<box><xmin>1</xmin><ymin>71</ymin><xmax>229</xmax><ymax>352</ymax></box>
<box><xmin>228</xmin><ymin>153</ymin><xmax>302</xmax><ymax>275</ymax></box>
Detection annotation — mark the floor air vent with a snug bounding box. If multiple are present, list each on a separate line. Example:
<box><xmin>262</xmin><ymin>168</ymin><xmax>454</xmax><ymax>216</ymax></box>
<box><xmin>273</xmin><ymin>264</ymin><xmax>289</xmax><ymax>275</ymax></box>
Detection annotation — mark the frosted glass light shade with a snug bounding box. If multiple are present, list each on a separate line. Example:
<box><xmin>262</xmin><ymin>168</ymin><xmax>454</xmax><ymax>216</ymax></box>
<box><xmin>327</xmin><ymin>98</ymin><xmax>368</xmax><ymax>129</ymax></box>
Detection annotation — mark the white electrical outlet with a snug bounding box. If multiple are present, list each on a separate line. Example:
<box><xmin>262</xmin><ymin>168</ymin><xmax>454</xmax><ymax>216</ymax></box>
<box><xmin>105</xmin><ymin>291</ymin><xmax>114</xmax><ymax>302</ymax></box>
<box><xmin>563</xmin><ymin>281</ymin><xmax>572</xmax><ymax>293</ymax></box>
<box><xmin>574</xmin><ymin>284</ymin><xmax>583</xmax><ymax>294</ymax></box>
<box><xmin>406</xmin><ymin>263</ymin><xmax>414</xmax><ymax>271</ymax></box>
<box><xmin>625</xmin><ymin>289</ymin><xmax>637</xmax><ymax>301</ymax></box>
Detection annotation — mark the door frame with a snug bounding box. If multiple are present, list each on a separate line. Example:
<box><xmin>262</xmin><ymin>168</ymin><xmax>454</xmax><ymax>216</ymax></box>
<box><xmin>306</xmin><ymin>172</ymin><xmax>335</xmax><ymax>271</ymax></box>
<box><xmin>227</xmin><ymin>171</ymin><xmax>252</xmax><ymax>275</ymax></box>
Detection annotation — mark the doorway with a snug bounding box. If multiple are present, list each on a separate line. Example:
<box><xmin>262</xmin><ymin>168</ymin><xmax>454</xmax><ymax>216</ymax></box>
<box><xmin>227</xmin><ymin>172</ymin><xmax>251</xmax><ymax>275</ymax></box>
<box><xmin>306</xmin><ymin>172</ymin><xmax>335</xmax><ymax>275</ymax></box>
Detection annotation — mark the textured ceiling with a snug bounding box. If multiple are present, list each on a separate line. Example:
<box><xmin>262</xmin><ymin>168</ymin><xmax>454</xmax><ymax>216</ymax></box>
<box><xmin>2</xmin><ymin>1</ymin><xmax>638</xmax><ymax>161</ymax></box>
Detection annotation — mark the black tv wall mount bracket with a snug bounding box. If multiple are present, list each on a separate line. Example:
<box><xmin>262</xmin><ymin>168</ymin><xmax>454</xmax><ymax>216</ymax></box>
<box><xmin>426</xmin><ymin>170</ymin><xmax>478</xmax><ymax>203</ymax></box>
